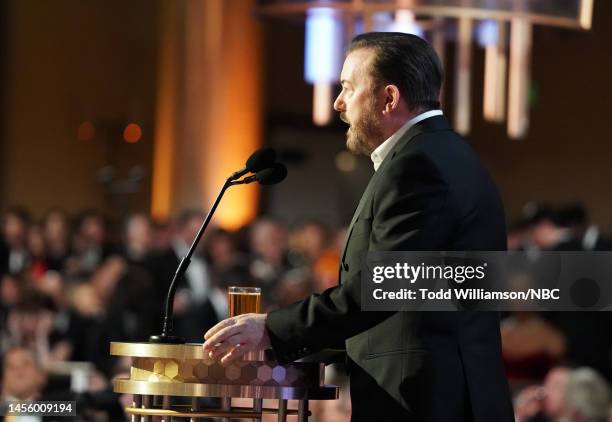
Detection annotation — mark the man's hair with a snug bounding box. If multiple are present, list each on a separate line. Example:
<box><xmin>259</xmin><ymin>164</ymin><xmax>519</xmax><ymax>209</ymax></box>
<box><xmin>566</xmin><ymin>367</ymin><xmax>611</xmax><ymax>422</ymax></box>
<box><xmin>2</xmin><ymin>346</ymin><xmax>44</xmax><ymax>372</ymax></box>
<box><xmin>3</xmin><ymin>206</ymin><xmax>31</xmax><ymax>225</ymax></box>
<box><xmin>347</xmin><ymin>32</ymin><xmax>444</xmax><ymax>112</ymax></box>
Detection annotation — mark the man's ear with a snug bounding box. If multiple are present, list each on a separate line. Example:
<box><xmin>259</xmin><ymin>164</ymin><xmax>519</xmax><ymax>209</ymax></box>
<box><xmin>383</xmin><ymin>85</ymin><xmax>401</xmax><ymax>114</ymax></box>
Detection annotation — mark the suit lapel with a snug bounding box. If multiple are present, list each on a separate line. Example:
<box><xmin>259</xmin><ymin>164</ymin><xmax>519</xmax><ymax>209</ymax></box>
<box><xmin>339</xmin><ymin>169</ymin><xmax>379</xmax><ymax>264</ymax></box>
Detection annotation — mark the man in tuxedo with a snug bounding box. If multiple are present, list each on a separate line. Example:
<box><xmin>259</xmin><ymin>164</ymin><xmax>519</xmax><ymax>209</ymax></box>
<box><xmin>149</xmin><ymin>209</ymin><xmax>223</xmax><ymax>342</ymax></box>
<box><xmin>203</xmin><ymin>32</ymin><xmax>514</xmax><ymax>421</ymax></box>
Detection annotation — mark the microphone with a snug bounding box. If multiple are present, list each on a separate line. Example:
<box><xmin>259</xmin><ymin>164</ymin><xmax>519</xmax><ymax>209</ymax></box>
<box><xmin>229</xmin><ymin>148</ymin><xmax>276</xmax><ymax>181</ymax></box>
<box><xmin>232</xmin><ymin>163</ymin><xmax>288</xmax><ymax>186</ymax></box>
<box><xmin>149</xmin><ymin>150</ymin><xmax>286</xmax><ymax>344</ymax></box>
<box><xmin>256</xmin><ymin>163</ymin><xmax>287</xmax><ymax>185</ymax></box>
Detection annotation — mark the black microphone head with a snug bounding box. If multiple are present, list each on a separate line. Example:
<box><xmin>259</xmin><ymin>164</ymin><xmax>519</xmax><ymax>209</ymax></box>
<box><xmin>246</xmin><ymin>148</ymin><xmax>276</xmax><ymax>173</ymax></box>
<box><xmin>256</xmin><ymin>163</ymin><xmax>287</xmax><ymax>185</ymax></box>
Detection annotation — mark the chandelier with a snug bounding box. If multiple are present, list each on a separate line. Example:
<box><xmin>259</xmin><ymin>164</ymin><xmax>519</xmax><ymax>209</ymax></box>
<box><xmin>256</xmin><ymin>0</ymin><xmax>594</xmax><ymax>139</ymax></box>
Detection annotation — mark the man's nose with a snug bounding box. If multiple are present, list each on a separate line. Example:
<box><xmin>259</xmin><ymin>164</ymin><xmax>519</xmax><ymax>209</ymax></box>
<box><xmin>333</xmin><ymin>95</ymin><xmax>345</xmax><ymax>112</ymax></box>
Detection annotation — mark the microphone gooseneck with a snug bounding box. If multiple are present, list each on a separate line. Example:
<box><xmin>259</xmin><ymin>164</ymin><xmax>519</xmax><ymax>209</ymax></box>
<box><xmin>149</xmin><ymin>149</ymin><xmax>286</xmax><ymax>344</ymax></box>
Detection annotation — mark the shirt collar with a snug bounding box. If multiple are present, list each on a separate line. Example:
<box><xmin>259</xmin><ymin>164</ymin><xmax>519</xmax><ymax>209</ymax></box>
<box><xmin>370</xmin><ymin>109</ymin><xmax>443</xmax><ymax>171</ymax></box>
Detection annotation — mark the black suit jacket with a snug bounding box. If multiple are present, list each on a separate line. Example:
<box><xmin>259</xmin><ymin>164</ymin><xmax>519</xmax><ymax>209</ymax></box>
<box><xmin>266</xmin><ymin>116</ymin><xmax>514</xmax><ymax>422</ymax></box>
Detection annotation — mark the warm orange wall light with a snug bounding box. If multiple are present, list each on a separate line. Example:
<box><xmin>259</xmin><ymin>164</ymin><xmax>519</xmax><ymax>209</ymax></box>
<box><xmin>151</xmin><ymin>0</ymin><xmax>179</xmax><ymax>222</ymax></box>
<box><xmin>151</xmin><ymin>0</ymin><xmax>262</xmax><ymax>229</ymax></box>
<box><xmin>203</xmin><ymin>0</ymin><xmax>262</xmax><ymax>230</ymax></box>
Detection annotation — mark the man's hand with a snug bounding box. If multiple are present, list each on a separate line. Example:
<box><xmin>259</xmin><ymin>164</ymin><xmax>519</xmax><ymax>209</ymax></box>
<box><xmin>513</xmin><ymin>385</ymin><xmax>544</xmax><ymax>422</ymax></box>
<box><xmin>203</xmin><ymin>313</ymin><xmax>271</xmax><ymax>366</ymax></box>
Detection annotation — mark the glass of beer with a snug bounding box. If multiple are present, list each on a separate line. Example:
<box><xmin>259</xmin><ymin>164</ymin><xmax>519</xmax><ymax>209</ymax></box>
<box><xmin>228</xmin><ymin>286</ymin><xmax>261</xmax><ymax>317</ymax></box>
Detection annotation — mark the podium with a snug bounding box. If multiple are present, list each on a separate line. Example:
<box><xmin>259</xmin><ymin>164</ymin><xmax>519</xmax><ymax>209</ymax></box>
<box><xmin>111</xmin><ymin>342</ymin><xmax>340</xmax><ymax>421</ymax></box>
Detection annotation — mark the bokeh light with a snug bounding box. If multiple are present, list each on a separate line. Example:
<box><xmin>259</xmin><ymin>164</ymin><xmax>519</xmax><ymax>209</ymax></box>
<box><xmin>123</xmin><ymin>123</ymin><xmax>142</xmax><ymax>143</ymax></box>
<box><xmin>77</xmin><ymin>121</ymin><xmax>95</xmax><ymax>141</ymax></box>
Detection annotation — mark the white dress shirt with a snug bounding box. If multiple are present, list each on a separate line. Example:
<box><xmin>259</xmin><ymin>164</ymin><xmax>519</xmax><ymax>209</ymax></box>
<box><xmin>370</xmin><ymin>109</ymin><xmax>443</xmax><ymax>171</ymax></box>
<box><xmin>171</xmin><ymin>240</ymin><xmax>229</xmax><ymax>319</ymax></box>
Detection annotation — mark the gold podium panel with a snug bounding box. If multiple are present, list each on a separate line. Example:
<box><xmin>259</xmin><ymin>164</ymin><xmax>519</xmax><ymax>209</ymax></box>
<box><xmin>111</xmin><ymin>342</ymin><xmax>340</xmax><ymax>421</ymax></box>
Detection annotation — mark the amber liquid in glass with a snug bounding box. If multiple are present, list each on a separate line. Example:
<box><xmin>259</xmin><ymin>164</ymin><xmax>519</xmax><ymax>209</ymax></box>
<box><xmin>228</xmin><ymin>292</ymin><xmax>261</xmax><ymax>316</ymax></box>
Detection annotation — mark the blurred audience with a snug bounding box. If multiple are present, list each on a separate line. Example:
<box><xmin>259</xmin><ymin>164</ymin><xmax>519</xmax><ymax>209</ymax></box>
<box><xmin>147</xmin><ymin>208</ymin><xmax>223</xmax><ymax>342</ymax></box>
<box><xmin>505</xmin><ymin>202</ymin><xmax>612</xmax><ymax>385</ymax></box>
<box><xmin>0</xmin><ymin>201</ymin><xmax>609</xmax><ymax>420</ymax></box>
<box><xmin>514</xmin><ymin>366</ymin><xmax>611</xmax><ymax>422</ymax></box>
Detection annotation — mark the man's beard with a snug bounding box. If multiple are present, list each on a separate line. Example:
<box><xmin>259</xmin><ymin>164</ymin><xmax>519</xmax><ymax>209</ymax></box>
<box><xmin>341</xmin><ymin>102</ymin><xmax>384</xmax><ymax>156</ymax></box>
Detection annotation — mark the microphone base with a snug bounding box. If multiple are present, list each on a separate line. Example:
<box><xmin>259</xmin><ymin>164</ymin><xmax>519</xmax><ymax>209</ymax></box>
<box><xmin>148</xmin><ymin>334</ymin><xmax>186</xmax><ymax>344</ymax></box>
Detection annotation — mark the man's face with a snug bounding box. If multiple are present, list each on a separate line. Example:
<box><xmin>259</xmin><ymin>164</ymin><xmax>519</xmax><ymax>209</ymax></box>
<box><xmin>251</xmin><ymin>222</ymin><xmax>287</xmax><ymax>262</ymax></box>
<box><xmin>543</xmin><ymin>367</ymin><xmax>570</xmax><ymax>418</ymax></box>
<box><xmin>2</xmin><ymin>348</ymin><xmax>45</xmax><ymax>400</ymax></box>
<box><xmin>334</xmin><ymin>48</ymin><xmax>385</xmax><ymax>155</ymax></box>
<box><xmin>127</xmin><ymin>215</ymin><xmax>152</xmax><ymax>255</ymax></box>
<box><xmin>182</xmin><ymin>216</ymin><xmax>203</xmax><ymax>246</ymax></box>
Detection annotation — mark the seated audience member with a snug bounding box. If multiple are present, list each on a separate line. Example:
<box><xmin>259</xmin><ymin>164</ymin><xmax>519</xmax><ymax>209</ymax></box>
<box><xmin>514</xmin><ymin>366</ymin><xmax>571</xmax><ymax>422</ymax></box>
<box><xmin>89</xmin><ymin>256</ymin><xmax>127</xmax><ymax>307</ymax></box>
<box><xmin>507</xmin><ymin>218</ymin><xmax>532</xmax><ymax>251</ymax></box>
<box><xmin>273</xmin><ymin>268</ymin><xmax>313</xmax><ymax>309</ymax></box>
<box><xmin>121</xmin><ymin>213</ymin><xmax>153</xmax><ymax>264</ymax></box>
<box><xmin>2</xmin><ymin>286</ymin><xmax>72</xmax><ymax>365</ymax></box>
<box><xmin>150</xmin><ymin>219</ymin><xmax>173</xmax><ymax>253</ymax></box>
<box><xmin>91</xmin><ymin>214</ymin><xmax>157</xmax><ymax>343</ymax></box>
<box><xmin>27</xmin><ymin>223</ymin><xmax>48</xmax><ymax>280</ymax></box>
<box><xmin>249</xmin><ymin>219</ymin><xmax>291</xmax><ymax>278</ymax></box>
<box><xmin>565</xmin><ymin>367</ymin><xmax>611</xmax><ymax>422</ymax></box>
<box><xmin>288</xmin><ymin>219</ymin><xmax>330</xmax><ymax>265</ymax></box>
<box><xmin>104</xmin><ymin>262</ymin><xmax>159</xmax><ymax>342</ymax></box>
<box><xmin>502</xmin><ymin>312</ymin><xmax>566</xmax><ymax>385</ymax></box>
<box><xmin>0</xmin><ymin>274</ymin><xmax>20</xmax><ymax>321</ymax></box>
<box><xmin>204</xmin><ymin>227</ymin><xmax>251</xmax><ymax>310</ymax></box>
<box><xmin>521</xmin><ymin>202</ymin><xmax>612</xmax><ymax>252</ymax></box>
<box><xmin>67</xmin><ymin>211</ymin><xmax>115</xmax><ymax>277</ymax></box>
<box><xmin>204</xmin><ymin>227</ymin><xmax>244</xmax><ymax>279</ymax></box>
<box><xmin>1</xmin><ymin>346</ymin><xmax>124</xmax><ymax>420</ymax></box>
<box><xmin>1</xmin><ymin>346</ymin><xmax>47</xmax><ymax>403</ymax></box>
<box><xmin>526</xmin><ymin>206</ymin><xmax>572</xmax><ymax>251</ymax></box>
<box><xmin>0</xmin><ymin>207</ymin><xmax>32</xmax><ymax>276</ymax></box>
<box><xmin>148</xmin><ymin>209</ymin><xmax>221</xmax><ymax>342</ymax></box>
<box><xmin>43</xmin><ymin>209</ymin><xmax>72</xmax><ymax>272</ymax></box>
<box><xmin>553</xmin><ymin>203</ymin><xmax>612</xmax><ymax>252</ymax></box>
